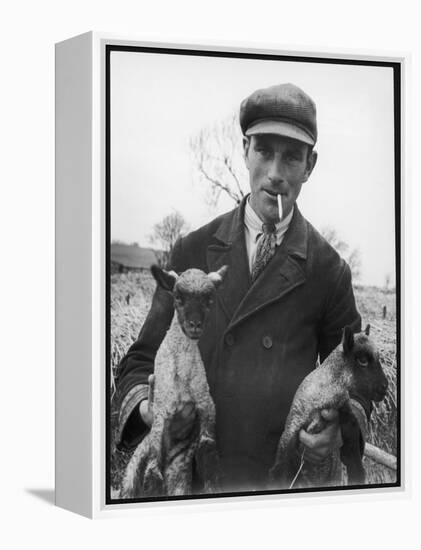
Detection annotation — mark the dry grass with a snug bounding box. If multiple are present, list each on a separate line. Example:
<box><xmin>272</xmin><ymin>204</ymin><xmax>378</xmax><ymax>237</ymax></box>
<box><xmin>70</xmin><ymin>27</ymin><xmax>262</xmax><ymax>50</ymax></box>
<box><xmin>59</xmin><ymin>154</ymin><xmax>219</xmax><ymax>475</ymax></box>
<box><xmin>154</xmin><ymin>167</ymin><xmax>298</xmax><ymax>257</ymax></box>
<box><xmin>110</xmin><ymin>273</ymin><xmax>398</xmax><ymax>490</ymax></box>
<box><xmin>110</xmin><ymin>272</ymin><xmax>155</xmax><ymax>396</ymax></box>
<box><xmin>110</xmin><ymin>272</ymin><xmax>156</xmax><ymax>489</ymax></box>
<box><xmin>354</xmin><ymin>286</ymin><xmax>398</xmax><ymax>484</ymax></box>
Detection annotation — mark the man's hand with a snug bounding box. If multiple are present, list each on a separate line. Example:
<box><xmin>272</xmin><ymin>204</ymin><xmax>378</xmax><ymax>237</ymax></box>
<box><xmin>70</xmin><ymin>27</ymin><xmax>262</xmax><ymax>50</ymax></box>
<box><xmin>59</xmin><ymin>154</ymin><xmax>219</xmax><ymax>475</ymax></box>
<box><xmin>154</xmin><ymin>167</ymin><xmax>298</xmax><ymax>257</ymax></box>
<box><xmin>299</xmin><ymin>409</ymin><xmax>343</xmax><ymax>464</ymax></box>
<box><xmin>139</xmin><ymin>374</ymin><xmax>155</xmax><ymax>428</ymax></box>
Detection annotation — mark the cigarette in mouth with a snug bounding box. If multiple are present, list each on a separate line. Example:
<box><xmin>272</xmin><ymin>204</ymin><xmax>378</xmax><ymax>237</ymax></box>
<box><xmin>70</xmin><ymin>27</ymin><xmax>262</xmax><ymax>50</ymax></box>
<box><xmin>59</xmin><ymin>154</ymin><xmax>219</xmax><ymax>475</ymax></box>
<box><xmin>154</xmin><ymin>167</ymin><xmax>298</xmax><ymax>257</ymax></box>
<box><xmin>277</xmin><ymin>193</ymin><xmax>283</xmax><ymax>221</ymax></box>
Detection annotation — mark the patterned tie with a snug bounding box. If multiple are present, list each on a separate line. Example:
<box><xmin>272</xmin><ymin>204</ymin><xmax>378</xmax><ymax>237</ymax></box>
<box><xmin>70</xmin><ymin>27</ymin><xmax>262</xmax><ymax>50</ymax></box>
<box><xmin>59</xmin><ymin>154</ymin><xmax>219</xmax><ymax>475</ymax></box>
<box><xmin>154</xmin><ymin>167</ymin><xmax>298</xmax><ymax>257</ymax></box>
<box><xmin>251</xmin><ymin>222</ymin><xmax>277</xmax><ymax>282</ymax></box>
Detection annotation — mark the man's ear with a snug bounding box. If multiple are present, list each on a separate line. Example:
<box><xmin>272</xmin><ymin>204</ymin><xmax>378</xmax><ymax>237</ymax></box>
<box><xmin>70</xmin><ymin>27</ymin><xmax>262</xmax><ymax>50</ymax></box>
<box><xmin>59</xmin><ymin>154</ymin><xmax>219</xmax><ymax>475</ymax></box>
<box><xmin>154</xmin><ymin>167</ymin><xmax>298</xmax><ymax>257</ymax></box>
<box><xmin>243</xmin><ymin>136</ymin><xmax>250</xmax><ymax>170</ymax></box>
<box><xmin>302</xmin><ymin>149</ymin><xmax>317</xmax><ymax>183</ymax></box>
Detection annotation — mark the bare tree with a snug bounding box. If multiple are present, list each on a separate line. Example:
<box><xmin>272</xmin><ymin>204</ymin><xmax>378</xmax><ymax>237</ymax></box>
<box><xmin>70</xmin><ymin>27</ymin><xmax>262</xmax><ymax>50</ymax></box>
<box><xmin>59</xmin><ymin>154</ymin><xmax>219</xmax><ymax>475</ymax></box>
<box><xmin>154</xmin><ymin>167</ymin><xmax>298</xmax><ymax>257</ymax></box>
<box><xmin>190</xmin><ymin>113</ymin><xmax>248</xmax><ymax>207</ymax></box>
<box><xmin>319</xmin><ymin>227</ymin><xmax>348</xmax><ymax>255</ymax></box>
<box><xmin>149</xmin><ymin>211</ymin><xmax>189</xmax><ymax>267</ymax></box>
<box><xmin>320</xmin><ymin>227</ymin><xmax>361</xmax><ymax>282</ymax></box>
<box><xmin>346</xmin><ymin>248</ymin><xmax>362</xmax><ymax>283</ymax></box>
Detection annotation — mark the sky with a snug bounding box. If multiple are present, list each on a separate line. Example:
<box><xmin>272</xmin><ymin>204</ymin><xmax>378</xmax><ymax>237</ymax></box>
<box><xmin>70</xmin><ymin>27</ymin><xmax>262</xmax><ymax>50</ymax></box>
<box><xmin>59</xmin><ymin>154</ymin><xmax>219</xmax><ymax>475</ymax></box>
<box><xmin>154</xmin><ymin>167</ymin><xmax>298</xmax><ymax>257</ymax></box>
<box><xmin>110</xmin><ymin>50</ymin><xmax>396</xmax><ymax>287</ymax></box>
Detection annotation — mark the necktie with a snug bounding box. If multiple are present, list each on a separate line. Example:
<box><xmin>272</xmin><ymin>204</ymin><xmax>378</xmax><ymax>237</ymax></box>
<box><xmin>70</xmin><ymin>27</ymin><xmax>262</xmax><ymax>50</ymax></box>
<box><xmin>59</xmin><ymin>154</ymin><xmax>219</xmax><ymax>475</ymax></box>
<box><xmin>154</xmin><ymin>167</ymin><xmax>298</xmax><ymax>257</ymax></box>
<box><xmin>251</xmin><ymin>222</ymin><xmax>277</xmax><ymax>282</ymax></box>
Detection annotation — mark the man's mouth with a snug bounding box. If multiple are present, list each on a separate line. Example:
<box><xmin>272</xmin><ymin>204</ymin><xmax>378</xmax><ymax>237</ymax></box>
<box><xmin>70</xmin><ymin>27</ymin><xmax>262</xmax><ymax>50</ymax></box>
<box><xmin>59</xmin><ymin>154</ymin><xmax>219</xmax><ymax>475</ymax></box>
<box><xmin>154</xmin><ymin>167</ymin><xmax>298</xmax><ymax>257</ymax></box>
<box><xmin>264</xmin><ymin>189</ymin><xmax>282</xmax><ymax>199</ymax></box>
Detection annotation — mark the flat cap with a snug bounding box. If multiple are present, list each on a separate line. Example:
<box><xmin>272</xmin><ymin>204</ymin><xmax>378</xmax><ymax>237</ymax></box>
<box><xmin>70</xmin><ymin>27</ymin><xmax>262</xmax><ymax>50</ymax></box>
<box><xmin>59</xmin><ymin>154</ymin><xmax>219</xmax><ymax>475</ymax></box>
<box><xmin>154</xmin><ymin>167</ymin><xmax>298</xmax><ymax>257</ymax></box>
<box><xmin>239</xmin><ymin>83</ymin><xmax>317</xmax><ymax>146</ymax></box>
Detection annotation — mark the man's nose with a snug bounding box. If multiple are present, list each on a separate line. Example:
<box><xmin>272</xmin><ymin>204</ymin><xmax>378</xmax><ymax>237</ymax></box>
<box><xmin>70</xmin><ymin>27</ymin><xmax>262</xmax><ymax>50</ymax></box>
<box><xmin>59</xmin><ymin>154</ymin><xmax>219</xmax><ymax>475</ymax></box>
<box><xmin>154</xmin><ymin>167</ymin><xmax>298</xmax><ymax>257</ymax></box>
<box><xmin>268</xmin><ymin>157</ymin><xmax>286</xmax><ymax>184</ymax></box>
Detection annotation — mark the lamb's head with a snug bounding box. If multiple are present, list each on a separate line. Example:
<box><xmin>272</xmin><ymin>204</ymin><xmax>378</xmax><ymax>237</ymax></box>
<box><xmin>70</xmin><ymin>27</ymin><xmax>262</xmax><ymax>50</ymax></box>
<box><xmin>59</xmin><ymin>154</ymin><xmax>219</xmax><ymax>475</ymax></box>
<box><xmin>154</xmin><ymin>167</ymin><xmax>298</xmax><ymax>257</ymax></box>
<box><xmin>342</xmin><ymin>324</ymin><xmax>388</xmax><ymax>403</ymax></box>
<box><xmin>151</xmin><ymin>264</ymin><xmax>228</xmax><ymax>340</ymax></box>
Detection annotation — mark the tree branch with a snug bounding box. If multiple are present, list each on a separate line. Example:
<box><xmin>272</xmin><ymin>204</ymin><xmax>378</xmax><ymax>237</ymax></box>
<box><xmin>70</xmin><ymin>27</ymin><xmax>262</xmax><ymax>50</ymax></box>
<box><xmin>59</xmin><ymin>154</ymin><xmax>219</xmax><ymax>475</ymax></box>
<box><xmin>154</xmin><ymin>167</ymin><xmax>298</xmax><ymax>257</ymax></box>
<box><xmin>197</xmin><ymin>162</ymin><xmax>241</xmax><ymax>204</ymax></box>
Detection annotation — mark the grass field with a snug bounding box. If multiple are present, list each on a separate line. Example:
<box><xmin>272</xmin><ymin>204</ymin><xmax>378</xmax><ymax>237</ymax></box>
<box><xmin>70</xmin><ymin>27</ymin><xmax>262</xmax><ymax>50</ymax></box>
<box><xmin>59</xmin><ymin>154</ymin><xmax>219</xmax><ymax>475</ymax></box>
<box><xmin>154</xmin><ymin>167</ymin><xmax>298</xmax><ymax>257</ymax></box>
<box><xmin>110</xmin><ymin>272</ymin><xmax>398</xmax><ymax>491</ymax></box>
<box><xmin>353</xmin><ymin>284</ymin><xmax>397</xmax><ymax>484</ymax></box>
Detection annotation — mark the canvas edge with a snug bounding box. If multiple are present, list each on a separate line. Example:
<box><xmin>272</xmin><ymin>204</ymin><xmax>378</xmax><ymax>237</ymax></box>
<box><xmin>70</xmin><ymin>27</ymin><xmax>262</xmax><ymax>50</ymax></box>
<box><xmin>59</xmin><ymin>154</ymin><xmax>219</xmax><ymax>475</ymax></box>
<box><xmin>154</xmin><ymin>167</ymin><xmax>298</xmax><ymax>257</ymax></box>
<box><xmin>55</xmin><ymin>31</ymin><xmax>94</xmax><ymax>519</ymax></box>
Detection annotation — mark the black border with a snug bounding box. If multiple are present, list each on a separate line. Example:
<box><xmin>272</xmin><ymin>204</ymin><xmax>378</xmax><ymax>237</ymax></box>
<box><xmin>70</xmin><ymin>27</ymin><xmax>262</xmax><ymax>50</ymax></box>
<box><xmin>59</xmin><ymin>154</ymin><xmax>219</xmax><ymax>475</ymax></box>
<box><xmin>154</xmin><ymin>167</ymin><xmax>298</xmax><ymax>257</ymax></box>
<box><xmin>105</xmin><ymin>44</ymin><xmax>402</xmax><ymax>505</ymax></box>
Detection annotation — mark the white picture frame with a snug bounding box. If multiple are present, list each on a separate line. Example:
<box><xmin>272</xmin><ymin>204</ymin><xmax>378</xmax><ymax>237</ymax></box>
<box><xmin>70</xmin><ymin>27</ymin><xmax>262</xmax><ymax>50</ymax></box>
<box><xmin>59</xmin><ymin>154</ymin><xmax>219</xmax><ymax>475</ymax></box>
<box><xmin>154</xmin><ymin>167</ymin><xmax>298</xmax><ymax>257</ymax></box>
<box><xmin>55</xmin><ymin>32</ymin><xmax>405</xmax><ymax>518</ymax></box>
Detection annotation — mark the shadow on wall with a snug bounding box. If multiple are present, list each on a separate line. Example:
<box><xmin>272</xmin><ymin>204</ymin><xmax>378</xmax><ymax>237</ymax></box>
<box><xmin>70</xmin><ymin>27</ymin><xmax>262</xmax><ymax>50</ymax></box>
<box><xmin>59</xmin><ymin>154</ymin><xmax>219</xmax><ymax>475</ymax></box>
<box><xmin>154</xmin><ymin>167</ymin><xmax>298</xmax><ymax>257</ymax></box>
<box><xmin>25</xmin><ymin>488</ymin><xmax>55</xmax><ymax>505</ymax></box>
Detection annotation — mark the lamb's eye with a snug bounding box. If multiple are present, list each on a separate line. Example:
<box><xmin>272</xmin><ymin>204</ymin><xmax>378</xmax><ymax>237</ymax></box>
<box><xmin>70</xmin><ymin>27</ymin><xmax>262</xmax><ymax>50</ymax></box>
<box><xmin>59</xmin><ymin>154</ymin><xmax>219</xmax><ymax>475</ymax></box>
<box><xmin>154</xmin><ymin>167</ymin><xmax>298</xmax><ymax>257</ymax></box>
<box><xmin>174</xmin><ymin>296</ymin><xmax>184</xmax><ymax>306</ymax></box>
<box><xmin>357</xmin><ymin>357</ymin><xmax>369</xmax><ymax>367</ymax></box>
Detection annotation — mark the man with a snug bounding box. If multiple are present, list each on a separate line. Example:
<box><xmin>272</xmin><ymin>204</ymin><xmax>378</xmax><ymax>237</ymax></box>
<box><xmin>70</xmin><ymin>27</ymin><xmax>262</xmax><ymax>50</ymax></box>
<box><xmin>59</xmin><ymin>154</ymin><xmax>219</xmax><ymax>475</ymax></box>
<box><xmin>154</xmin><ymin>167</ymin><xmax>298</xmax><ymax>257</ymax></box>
<box><xmin>115</xmin><ymin>83</ymin><xmax>369</xmax><ymax>492</ymax></box>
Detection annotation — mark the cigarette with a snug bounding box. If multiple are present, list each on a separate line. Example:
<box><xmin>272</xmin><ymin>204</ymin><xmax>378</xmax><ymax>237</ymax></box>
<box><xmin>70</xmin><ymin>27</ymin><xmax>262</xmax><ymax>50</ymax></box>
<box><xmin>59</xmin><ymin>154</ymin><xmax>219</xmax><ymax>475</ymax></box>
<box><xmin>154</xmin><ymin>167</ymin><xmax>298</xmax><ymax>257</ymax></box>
<box><xmin>277</xmin><ymin>194</ymin><xmax>283</xmax><ymax>221</ymax></box>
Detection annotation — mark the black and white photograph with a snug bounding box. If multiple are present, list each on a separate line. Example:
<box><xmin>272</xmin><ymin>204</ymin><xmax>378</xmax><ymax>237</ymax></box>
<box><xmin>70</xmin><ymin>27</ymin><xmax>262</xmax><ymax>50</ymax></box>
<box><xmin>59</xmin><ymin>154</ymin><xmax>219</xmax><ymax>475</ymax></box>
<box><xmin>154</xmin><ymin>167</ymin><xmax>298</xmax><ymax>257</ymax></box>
<box><xmin>107</xmin><ymin>46</ymin><xmax>400</xmax><ymax>503</ymax></box>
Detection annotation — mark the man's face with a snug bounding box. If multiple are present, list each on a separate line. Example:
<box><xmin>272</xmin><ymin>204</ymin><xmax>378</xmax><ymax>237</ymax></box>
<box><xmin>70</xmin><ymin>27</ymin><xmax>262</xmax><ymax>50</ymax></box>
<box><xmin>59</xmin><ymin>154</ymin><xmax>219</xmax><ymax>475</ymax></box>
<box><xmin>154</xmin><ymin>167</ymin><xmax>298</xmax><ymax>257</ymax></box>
<box><xmin>243</xmin><ymin>134</ymin><xmax>317</xmax><ymax>223</ymax></box>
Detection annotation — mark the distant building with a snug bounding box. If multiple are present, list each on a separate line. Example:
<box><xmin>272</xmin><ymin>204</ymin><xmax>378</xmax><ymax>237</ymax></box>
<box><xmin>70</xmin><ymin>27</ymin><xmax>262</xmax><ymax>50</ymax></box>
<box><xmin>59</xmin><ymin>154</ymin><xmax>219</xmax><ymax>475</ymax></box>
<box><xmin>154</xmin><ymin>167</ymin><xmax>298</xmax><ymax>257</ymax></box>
<box><xmin>110</xmin><ymin>243</ymin><xmax>159</xmax><ymax>274</ymax></box>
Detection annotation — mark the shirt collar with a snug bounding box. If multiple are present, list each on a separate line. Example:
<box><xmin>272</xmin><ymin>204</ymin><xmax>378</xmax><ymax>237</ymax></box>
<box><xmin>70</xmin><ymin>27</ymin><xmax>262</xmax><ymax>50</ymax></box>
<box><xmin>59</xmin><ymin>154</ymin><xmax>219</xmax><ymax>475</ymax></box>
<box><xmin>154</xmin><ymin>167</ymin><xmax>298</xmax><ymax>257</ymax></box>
<box><xmin>244</xmin><ymin>197</ymin><xmax>294</xmax><ymax>243</ymax></box>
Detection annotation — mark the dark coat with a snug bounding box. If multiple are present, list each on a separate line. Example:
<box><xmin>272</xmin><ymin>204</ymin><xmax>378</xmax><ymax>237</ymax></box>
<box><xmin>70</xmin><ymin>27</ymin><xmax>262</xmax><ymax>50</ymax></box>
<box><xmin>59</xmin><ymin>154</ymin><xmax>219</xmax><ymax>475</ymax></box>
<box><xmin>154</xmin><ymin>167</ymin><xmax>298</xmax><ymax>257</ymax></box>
<box><xmin>116</xmin><ymin>199</ymin><xmax>363</xmax><ymax>492</ymax></box>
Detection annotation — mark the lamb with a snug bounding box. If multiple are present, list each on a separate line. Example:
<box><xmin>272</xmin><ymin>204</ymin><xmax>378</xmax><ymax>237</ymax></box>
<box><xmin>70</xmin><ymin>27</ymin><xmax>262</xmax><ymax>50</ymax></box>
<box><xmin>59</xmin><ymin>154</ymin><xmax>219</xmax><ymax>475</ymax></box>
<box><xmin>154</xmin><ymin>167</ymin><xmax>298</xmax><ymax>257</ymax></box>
<box><xmin>120</xmin><ymin>263</ymin><xmax>228</xmax><ymax>498</ymax></box>
<box><xmin>269</xmin><ymin>324</ymin><xmax>388</xmax><ymax>489</ymax></box>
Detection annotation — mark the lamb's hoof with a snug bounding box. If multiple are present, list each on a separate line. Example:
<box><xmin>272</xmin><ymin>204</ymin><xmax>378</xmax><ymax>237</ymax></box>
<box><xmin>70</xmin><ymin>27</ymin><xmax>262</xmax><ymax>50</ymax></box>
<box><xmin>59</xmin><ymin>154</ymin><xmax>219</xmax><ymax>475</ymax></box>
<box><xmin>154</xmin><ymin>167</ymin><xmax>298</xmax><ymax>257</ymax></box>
<box><xmin>269</xmin><ymin>460</ymin><xmax>293</xmax><ymax>490</ymax></box>
<box><xmin>195</xmin><ymin>436</ymin><xmax>220</xmax><ymax>493</ymax></box>
<box><xmin>143</xmin><ymin>463</ymin><xmax>164</xmax><ymax>497</ymax></box>
<box><xmin>268</xmin><ymin>467</ymin><xmax>283</xmax><ymax>490</ymax></box>
<box><xmin>347</xmin><ymin>469</ymin><xmax>366</xmax><ymax>486</ymax></box>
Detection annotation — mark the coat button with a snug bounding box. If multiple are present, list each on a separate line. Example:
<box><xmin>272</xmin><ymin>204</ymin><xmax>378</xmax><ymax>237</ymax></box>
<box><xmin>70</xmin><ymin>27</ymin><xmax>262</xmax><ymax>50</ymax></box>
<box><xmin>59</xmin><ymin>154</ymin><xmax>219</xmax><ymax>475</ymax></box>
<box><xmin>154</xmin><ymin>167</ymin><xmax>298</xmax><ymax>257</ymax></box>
<box><xmin>262</xmin><ymin>335</ymin><xmax>273</xmax><ymax>349</ymax></box>
<box><xmin>225</xmin><ymin>333</ymin><xmax>235</xmax><ymax>346</ymax></box>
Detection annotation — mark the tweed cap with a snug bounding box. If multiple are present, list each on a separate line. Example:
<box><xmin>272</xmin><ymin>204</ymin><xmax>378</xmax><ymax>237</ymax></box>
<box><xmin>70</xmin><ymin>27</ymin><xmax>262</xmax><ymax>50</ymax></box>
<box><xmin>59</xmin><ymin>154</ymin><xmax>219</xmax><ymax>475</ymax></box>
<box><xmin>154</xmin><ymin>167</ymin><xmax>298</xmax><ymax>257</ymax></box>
<box><xmin>239</xmin><ymin>83</ymin><xmax>317</xmax><ymax>146</ymax></box>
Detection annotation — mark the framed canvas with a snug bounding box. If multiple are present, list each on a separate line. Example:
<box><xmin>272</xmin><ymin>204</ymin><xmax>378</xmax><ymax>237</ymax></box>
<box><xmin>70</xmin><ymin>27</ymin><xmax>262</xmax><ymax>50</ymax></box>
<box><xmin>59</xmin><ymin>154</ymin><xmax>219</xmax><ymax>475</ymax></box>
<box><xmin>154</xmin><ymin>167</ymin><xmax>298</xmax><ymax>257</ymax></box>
<box><xmin>55</xmin><ymin>32</ymin><xmax>405</xmax><ymax>518</ymax></box>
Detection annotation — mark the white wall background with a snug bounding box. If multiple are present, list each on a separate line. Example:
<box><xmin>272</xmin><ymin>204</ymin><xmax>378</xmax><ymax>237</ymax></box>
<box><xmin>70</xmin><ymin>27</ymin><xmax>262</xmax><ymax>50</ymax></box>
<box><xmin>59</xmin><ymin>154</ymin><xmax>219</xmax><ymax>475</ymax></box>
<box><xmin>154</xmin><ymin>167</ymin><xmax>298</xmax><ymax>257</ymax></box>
<box><xmin>0</xmin><ymin>0</ymin><xmax>418</xmax><ymax>548</ymax></box>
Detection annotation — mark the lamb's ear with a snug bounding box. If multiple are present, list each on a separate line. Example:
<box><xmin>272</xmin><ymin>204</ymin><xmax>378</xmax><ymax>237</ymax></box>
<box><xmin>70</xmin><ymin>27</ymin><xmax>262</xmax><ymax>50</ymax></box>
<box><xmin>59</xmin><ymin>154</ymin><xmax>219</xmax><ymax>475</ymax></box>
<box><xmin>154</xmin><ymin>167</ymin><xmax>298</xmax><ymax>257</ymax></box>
<box><xmin>151</xmin><ymin>264</ymin><xmax>178</xmax><ymax>291</ymax></box>
<box><xmin>365</xmin><ymin>324</ymin><xmax>371</xmax><ymax>336</ymax></box>
<box><xmin>208</xmin><ymin>265</ymin><xmax>228</xmax><ymax>288</ymax></box>
<box><xmin>342</xmin><ymin>325</ymin><xmax>354</xmax><ymax>354</ymax></box>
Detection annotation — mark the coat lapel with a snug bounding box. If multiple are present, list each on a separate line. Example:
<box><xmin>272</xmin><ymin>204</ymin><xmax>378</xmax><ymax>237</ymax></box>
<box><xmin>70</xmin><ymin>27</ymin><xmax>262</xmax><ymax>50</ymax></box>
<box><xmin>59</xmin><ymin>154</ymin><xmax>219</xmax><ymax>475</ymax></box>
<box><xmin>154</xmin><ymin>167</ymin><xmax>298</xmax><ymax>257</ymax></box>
<box><xmin>207</xmin><ymin>199</ymin><xmax>309</xmax><ymax>330</ymax></box>
<box><xmin>207</xmin><ymin>200</ymin><xmax>251</xmax><ymax>321</ymax></box>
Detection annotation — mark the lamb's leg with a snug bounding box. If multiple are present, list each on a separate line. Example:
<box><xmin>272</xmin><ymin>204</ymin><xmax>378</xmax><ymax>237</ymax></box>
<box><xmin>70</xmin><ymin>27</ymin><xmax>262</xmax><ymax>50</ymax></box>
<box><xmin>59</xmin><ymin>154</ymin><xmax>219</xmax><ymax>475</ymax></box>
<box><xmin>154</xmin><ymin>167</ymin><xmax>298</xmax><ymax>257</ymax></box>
<box><xmin>121</xmin><ymin>416</ymin><xmax>166</xmax><ymax>498</ymax></box>
<box><xmin>270</xmin><ymin>401</ymin><xmax>309</xmax><ymax>487</ymax></box>
<box><xmin>270</xmin><ymin>407</ymin><xmax>326</xmax><ymax>489</ymax></box>
<box><xmin>165</xmin><ymin>442</ymin><xmax>197</xmax><ymax>495</ymax></box>
<box><xmin>195</xmin><ymin>433</ymin><xmax>220</xmax><ymax>493</ymax></box>
<box><xmin>339</xmin><ymin>402</ymin><xmax>365</xmax><ymax>485</ymax></box>
<box><xmin>143</xmin><ymin>455</ymin><xmax>165</xmax><ymax>497</ymax></box>
<box><xmin>297</xmin><ymin>411</ymin><xmax>340</xmax><ymax>489</ymax></box>
<box><xmin>120</xmin><ymin>434</ymin><xmax>156</xmax><ymax>498</ymax></box>
<box><xmin>194</xmin><ymin>401</ymin><xmax>220</xmax><ymax>493</ymax></box>
<box><xmin>160</xmin><ymin>410</ymin><xmax>201</xmax><ymax>496</ymax></box>
<box><xmin>269</xmin><ymin>431</ymin><xmax>302</xmax><ymax>489</ymax></box>
<box><xmin>141</xmin><ymin>415</ymin><xmax>177</xmax><ymax>497</ymax></box>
